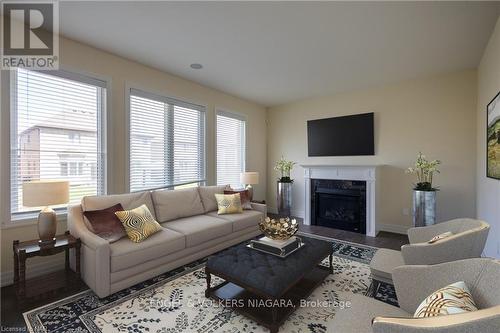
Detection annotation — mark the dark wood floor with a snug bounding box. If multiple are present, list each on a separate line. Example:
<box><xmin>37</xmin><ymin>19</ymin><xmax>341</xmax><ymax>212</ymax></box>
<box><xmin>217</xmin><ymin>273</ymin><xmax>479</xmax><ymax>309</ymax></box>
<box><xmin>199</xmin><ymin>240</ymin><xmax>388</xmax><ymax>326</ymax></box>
<box><xmin>1</xmin><ymin>223</ymin><xmax>407</xmax><ymax>331</ymax></box>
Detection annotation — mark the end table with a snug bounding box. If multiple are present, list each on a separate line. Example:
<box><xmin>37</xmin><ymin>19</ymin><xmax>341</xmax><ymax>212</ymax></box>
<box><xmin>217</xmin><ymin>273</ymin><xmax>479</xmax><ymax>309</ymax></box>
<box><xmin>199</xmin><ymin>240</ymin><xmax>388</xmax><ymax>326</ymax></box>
<box><xmin>13</xmin><ymin>230</ymin><xmax>82</xmax><ymax>304</ymax></box>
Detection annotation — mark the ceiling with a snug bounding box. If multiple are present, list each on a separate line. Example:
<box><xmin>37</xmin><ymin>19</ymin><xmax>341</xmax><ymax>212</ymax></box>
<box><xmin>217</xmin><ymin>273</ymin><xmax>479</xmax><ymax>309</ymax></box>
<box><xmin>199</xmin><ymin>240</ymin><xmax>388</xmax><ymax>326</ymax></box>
<box><xmin>59</xmin><ymin>1</ymin><xmax>500</xmax><ymax>107</ymax></box>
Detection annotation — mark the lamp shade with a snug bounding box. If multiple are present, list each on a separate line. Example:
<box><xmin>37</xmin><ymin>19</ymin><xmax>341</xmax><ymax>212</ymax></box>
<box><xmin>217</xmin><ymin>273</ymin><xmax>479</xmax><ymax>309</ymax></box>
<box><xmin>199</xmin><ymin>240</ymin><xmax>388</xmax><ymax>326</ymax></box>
<box><xmin>23</xmin><ymin>180</ymin><xmax>70</xmax><ymax>207</ymax></box>
<box><xmin>240</xmin><ymin>172</ymin><xmax>259</xmax><ymax>185</ymax></box>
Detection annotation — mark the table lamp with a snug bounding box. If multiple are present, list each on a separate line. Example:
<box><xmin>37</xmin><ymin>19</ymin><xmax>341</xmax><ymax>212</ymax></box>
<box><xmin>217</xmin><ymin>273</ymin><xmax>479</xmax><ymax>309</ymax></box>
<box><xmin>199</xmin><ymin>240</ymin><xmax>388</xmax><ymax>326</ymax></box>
<box><xmin>23</xmin><ymin>180</ymin><xmax>70</xmax><ymax>246</ymax></box>
<box><xmin>240</xmin><ymin>172</ymin><xmax>259</xmax><ymax>202</ymax></box>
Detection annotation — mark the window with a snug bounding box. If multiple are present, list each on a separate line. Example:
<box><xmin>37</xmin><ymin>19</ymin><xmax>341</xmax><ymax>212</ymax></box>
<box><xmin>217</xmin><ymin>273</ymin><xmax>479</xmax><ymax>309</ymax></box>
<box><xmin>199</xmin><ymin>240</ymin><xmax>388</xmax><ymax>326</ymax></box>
<box><xmin>10</xmin><ymin>68</ymin><xmax>106</xmax><ymax>216</ymax></box>
<box><xmin>129</xmin><ymin>89</ymin><xmax>206</xmax><ymax>192</ymax></box>
<box><xmin>216</xmin><ymin>110</ymin><xmax>246</xmax><ymax>188</ymax></box>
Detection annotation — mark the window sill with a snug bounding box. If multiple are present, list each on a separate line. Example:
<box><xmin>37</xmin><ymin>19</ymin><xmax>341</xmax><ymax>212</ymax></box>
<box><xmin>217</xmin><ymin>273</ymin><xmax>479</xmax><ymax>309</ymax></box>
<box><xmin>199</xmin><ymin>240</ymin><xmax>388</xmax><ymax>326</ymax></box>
<box><xmin>2</xmin><ymin>212</ymin><xmax>68</xmax><ymax>229</ymax></box>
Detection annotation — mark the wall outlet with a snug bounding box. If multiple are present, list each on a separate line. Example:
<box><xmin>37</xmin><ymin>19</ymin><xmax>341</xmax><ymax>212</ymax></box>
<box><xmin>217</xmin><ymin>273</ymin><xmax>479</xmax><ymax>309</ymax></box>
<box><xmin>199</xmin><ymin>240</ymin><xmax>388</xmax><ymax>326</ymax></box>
<box><xmin>402</xmin><ymin>208</ymin><xmax>410</xmax><ymax>216</ymax></box>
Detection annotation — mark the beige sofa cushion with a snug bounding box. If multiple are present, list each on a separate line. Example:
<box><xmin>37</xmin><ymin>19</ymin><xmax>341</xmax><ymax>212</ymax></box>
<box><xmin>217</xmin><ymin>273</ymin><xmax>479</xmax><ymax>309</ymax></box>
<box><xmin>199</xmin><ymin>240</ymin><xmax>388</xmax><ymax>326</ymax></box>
<box><xmin>82</xmin><ymin>191</ymin><xmax>156</xmax><ymax>219</ymax></box>
<box><xmin>207</xmin><ymin>210</ymin><xmax>263</xmax><ymax>232</ymax></box>
<box><xmin>163</xmin><ymin>215</ymin><xmax>232</xmax><ymax>247</ymax></box>
<box><xmin>152</xmin><ymin>188</ymin><xmax>205</xmax><ymax>222</ymax></box>
<box><xmin>198</xmin><ymin>185</ymin><xmax>227</xmax><ymax>212</ymax></box>
<box><xmin>110</xmin><ymin>228</ymin><xmax>186</xmax><ymax>273</ymax></box>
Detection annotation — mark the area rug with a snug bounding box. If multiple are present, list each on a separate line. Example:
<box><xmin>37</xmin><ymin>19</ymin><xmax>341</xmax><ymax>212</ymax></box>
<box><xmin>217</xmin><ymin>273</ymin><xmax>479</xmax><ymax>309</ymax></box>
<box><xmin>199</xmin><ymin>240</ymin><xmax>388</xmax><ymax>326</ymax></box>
<box><xmin>24</xmin><ymin>235</ymin><xmax>396</xmax><ymax>333</ymax></box>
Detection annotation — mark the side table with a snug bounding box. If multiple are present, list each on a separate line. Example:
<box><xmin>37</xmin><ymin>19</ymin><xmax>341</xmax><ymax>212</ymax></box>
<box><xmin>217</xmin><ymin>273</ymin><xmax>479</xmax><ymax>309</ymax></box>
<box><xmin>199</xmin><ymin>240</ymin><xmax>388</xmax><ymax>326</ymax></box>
<box><xmin>13</xmin><ymin>231</ymin><xmax>82</xmax><ymax>304</ymax></box>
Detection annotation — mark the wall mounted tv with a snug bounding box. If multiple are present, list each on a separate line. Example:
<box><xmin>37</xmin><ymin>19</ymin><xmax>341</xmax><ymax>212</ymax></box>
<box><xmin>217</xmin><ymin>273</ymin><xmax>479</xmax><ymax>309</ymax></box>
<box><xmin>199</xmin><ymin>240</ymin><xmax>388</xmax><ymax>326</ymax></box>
<box><xmin>307</xmin><ymin>112</ymin><xmax>374</xmax><ymax>156</ymax></box>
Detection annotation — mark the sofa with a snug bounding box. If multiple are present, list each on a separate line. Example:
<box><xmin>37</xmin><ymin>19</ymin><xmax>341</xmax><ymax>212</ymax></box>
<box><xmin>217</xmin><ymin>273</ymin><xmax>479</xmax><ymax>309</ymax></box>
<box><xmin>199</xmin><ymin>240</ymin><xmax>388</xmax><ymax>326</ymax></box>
<box><xmin>370</xmin><ymin>218</ymin><xmax>490</xmax><ymax>283</ymax></box>
<box><xmin>68</xmin><ymin>185</ymin><xmax>266</xmax><ymax>298</ymax></box>
<box><xmin>329</xmin><ymin>258</ymin><xmax>500</xmax><ymax>333</ymax></box>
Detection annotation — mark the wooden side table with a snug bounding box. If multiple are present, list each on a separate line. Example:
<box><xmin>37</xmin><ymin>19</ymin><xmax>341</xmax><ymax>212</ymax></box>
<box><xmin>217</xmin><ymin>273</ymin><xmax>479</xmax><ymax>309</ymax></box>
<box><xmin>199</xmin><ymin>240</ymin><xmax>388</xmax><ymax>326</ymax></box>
<box><xmin>13</xmin><ymin>231</ymin><xmax>82</xmax><ymax>304</ymax></box>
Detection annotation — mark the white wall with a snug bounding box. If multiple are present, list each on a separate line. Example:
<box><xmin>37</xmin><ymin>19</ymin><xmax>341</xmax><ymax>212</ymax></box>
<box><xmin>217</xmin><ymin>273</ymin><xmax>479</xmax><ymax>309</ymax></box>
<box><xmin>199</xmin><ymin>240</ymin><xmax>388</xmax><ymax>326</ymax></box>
<box><xmin>477</xmin><ymin>16</ymin><xmax>500</xmax><ymax>258</ymax></box>
<box><xmin>267</xmin><ymin>70</ymin><xmax>478</xmax><ymax>233</ymax></box>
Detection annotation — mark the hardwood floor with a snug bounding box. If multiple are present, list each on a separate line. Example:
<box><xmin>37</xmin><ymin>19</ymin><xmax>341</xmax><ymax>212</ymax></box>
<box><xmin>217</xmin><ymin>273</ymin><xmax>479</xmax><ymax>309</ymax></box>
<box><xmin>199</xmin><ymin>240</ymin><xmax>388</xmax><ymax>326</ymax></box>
<box><xmin>1</xmin><ymin>223</ymin><xmax>407</xmax><ymax>331</ymax></box>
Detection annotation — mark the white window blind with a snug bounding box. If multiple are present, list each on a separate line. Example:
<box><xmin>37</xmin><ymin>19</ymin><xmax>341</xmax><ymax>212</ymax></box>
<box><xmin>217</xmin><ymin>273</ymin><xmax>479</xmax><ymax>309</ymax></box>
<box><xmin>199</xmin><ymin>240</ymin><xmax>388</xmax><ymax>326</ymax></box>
<box><xmin>10</xmin><ymin>68</ymin><xmax>106</xmax><ymax>217</ymax></box>
<box><xmin>216</xmin><ymin>110</ymin><xmax>246</xmax><ymax>188</ymax></box>
<box><xmin>129</xmin><ymin>89</ymin><xmax>206</xmax><ymax>192</ymax></box>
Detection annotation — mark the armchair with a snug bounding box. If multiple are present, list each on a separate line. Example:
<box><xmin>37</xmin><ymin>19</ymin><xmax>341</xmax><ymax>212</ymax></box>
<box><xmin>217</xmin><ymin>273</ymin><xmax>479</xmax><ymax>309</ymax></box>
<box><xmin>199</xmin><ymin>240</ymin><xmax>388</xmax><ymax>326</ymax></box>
<box><xmin>370</xmin><ymin>218</ymin><xmax>489</xmax><ymax>283</ymax></box>
<box><xmin>328</xmin><ymin>258</ymin><xmax>500</xmax><ymax>333</ymax></box>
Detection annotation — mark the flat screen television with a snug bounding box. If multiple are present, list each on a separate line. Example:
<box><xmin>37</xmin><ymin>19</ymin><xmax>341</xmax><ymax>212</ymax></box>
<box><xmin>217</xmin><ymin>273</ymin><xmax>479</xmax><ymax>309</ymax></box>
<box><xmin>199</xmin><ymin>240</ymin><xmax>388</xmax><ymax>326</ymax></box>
<box><xmin>307</xmin><ymin>112</ymin><xmax>374</xmax><ymax>156</ymax></box>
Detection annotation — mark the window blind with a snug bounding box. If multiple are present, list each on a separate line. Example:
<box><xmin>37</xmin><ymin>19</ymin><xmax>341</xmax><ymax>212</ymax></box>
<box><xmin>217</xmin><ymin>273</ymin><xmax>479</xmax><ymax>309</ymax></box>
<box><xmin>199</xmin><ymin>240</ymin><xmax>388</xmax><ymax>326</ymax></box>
<box><xmin>11</xmin><ymin>68</ymin><xmax>106</xmax><ymax>216</ymax></box>
<box><xmin>129</xmin><ymin>89</ymin><xmax>206</xmax><ymax>192</ymax></box>
<box><xmin>216</xmin><ymin>110</ymin><xmax>246</xmax><ymax>188</ymax></box>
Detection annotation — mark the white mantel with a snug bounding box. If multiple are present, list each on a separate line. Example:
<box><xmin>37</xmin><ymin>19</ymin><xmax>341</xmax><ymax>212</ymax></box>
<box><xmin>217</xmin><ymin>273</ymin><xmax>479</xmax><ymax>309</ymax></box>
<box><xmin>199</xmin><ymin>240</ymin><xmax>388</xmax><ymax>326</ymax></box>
<box><xmin>301</xmin><ymin>164</ymin><xmax>379</xmax><ymax>237</ymax></box>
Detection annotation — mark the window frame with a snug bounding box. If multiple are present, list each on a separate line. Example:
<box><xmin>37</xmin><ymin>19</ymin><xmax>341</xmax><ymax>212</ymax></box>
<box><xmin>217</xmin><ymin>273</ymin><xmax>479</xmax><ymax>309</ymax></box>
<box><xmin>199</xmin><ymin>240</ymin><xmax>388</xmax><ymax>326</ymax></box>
<box><xmin>1</xmin><ymin>67</ymin><xmax>110</xmax><ymax>226</ymax></box>
<box><xmin>125</xmin><ymin>84</ymin><xmax>208</xmax><ymax>192</ymax></box>
<box><xmin>215</xmin><ymin>109</ymin><xmax>247</xmax><ymax>189</ymax></box>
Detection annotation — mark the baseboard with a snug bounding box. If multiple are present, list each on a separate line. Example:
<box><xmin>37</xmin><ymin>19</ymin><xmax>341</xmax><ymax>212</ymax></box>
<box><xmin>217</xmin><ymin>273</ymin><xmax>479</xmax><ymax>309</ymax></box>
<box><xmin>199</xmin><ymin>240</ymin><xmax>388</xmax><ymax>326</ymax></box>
<box><xmin>1</xmin><ymin>256</ymin><xmax>65</xmax><ymax>287</ymax></box>
<box><xmin>377</xmin><ymin>223</ymin><xmax>409</xmax><ymax>235</ymax></box>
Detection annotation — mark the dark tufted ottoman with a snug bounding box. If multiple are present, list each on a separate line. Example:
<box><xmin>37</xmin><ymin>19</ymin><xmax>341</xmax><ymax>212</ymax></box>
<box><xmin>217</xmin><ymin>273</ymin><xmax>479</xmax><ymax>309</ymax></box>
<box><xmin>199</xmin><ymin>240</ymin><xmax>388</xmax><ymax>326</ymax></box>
<box><xmin>205</xmin><ymin>236</ymin><xmax>332</xmax><ymax>333</ymax></box>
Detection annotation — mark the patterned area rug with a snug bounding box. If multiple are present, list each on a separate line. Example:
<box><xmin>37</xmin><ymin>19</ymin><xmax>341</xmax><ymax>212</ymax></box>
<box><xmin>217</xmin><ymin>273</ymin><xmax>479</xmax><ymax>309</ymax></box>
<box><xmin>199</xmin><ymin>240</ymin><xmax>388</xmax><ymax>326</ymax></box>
<box><xmin>24</xmin><ymin>235</ymin><xmax>397</xmax><ymax>333</ymax></box>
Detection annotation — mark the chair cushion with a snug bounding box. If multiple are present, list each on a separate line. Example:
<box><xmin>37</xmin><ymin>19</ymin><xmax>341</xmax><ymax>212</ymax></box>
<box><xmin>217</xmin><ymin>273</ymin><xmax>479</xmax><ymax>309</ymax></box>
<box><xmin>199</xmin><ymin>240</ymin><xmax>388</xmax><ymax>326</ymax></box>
<box><xmin>110</xmin><ymin>228</ymin><xmax>185</xmax><ymax>272</ymax></box>
<box><xmin>328</xmin><ymin>292</ymin><xmax>409</xmax><ymax>333</ymax></box>
<box><xmin>198</xmin><ymin>185</ymin><xmax>227</xmax><ymax>212</ymax></box>
<box><xmin>82</xmin><ymin>191</ymin><xmax>156</xmax><ymax>219</ymax></box>
<box><xmin>370</xmin><ymin>248</ymin><xmax>404</xmax><ymax>283</ymax></box>
<box><xmin>162</xmin><ymin>215</ymin><xmax>232</xmax><ymax>247</ymax></box>
<box><xmin>152</xmin><ymin>187</ymin><xmax>205</xmax><ymax>222</ymax></box>
<box><xmin>207</xmin><ymin>210</ymin><xmax>263</xmax><ymax>232</ymax></box>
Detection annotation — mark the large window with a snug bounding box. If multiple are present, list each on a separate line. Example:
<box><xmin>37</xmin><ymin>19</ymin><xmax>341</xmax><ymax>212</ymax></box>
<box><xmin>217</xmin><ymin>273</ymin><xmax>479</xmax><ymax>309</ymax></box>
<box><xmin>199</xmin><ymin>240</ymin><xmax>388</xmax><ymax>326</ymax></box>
<box><xmin>216</xmin><ymin>110</ymin><xmax>246</xmax><ymax>188</ymax></box>
<box><xmin>129</xmin><ymin>89</ymin><xmax>206</xmax><ymax>192</ymax></box>
<box><xmin>10</xmin><ymin>68</ymin><xmax>106</xmax><ymax>217</ymax></box>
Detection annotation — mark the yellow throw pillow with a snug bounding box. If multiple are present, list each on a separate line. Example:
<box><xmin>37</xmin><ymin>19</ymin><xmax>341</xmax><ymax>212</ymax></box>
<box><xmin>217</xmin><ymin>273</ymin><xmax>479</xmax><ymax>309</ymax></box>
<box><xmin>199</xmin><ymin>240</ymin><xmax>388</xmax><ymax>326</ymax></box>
<box><xmin>115</xmin><ymin>204</ymin><xmax>162</xmax><ymax>243</ymax></box>
<box><xmin>215</xmin><ymin>193</ymin><xmax>243</xmax><ymax>215</ymax></box>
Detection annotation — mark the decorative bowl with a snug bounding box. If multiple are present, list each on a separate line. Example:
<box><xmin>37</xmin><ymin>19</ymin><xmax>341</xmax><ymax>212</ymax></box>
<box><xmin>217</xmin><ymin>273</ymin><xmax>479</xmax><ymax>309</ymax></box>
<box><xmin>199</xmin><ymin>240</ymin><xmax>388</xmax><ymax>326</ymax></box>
<box><xmin>258</xmin><ymin>217</ymin><xmax>298</xmax><ymax>240</ymax></box>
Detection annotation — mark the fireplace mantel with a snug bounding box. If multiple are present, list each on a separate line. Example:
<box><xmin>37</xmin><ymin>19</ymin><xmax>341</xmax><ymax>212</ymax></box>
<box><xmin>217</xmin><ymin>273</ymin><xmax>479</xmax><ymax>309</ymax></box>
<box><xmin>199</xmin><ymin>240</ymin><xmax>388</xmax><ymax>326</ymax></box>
<box><xmin>301</xmin><ymin>164</ymin><xmax>379</xmax><ymax>237</ymax></box>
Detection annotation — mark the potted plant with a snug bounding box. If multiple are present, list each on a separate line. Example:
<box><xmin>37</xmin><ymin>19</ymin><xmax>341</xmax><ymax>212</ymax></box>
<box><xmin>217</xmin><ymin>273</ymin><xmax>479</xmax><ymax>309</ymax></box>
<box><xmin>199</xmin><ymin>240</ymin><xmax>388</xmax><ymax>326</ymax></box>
<box><xmin>274</xmin><ymin>157</ymin><xmax>296</xmax><ymax>216</ymax></box>
<box><xmin>406</xmin><ymin>152</ymin><xmax>441</xmax><ymax>226</ymax></box>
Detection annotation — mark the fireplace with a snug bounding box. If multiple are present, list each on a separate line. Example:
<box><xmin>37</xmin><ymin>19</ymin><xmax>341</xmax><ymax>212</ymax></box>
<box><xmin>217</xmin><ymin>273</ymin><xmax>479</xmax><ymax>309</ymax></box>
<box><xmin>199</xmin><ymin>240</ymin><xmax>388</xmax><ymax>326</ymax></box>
<box><xmin>311</xmin><ymin>179</ymin><xmax>366</xmax><ymax>234</ymax></box>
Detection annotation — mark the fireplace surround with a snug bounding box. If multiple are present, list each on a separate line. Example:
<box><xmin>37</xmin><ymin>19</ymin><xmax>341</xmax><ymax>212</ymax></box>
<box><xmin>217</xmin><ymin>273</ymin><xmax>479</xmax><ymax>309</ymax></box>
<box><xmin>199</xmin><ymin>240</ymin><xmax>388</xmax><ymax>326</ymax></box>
<box><xmin>302</xmin><ymin>165</ymin><xmax>378</xmax><ymax>237</ymax></box>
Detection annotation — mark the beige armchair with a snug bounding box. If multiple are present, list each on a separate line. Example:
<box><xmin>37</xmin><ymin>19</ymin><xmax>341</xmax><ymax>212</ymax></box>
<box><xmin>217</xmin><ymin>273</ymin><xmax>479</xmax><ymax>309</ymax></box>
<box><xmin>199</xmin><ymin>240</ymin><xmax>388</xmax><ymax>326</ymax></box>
<box><xmin>329</xmin><ymin>258</ymin><xmax>500</xmax><ymax>333</ymax></box>
<box><xmin>370</xmin><ymin>218</ymin><xmax>489</xmax><ymax>283</ymax></box>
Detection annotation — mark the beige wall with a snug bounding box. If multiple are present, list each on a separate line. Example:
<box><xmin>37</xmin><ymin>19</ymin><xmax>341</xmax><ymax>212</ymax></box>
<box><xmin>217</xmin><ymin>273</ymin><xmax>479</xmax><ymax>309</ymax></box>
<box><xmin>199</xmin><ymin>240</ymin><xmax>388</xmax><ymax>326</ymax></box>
<box><xmin>267</xmin><ymin>70</ymin><xmax>477</xmax><ymax>232</ymax></box>
<box><xmin>0</xmin><ymin>37</ymin><xmax>267</xmax><ymax>283</ymax></box>
<box><xmin>477</xmin><ymin>16</ymin><xmax>500</xmax><ymax>258</ymax></box>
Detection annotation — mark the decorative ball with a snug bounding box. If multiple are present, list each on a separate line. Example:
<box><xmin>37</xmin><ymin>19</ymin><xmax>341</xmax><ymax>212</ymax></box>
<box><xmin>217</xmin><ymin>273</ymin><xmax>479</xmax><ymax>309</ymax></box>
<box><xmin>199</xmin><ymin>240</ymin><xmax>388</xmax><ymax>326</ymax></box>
<box><xmin>258</xmin><ymin>217</ymin><xmax>298</xmax><ymax>240</ymax></box>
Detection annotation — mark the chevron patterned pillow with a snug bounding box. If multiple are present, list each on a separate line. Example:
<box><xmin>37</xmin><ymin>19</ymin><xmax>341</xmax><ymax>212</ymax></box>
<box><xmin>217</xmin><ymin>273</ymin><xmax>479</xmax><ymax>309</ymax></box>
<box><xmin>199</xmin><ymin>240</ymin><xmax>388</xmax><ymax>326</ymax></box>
<box><xmin>414</xmin><ymin>281</ymin><xmax>478</xmax><ymax>318</ymax></box>
<box><xmin>215</xmin><ymin>193</ymin><xmax>243</xmax><ymax>215</ymax></box>
<box><xmin>115</xmin><ymin>204</ymin><xmax>162</xmax><ymax>243</ymax></box>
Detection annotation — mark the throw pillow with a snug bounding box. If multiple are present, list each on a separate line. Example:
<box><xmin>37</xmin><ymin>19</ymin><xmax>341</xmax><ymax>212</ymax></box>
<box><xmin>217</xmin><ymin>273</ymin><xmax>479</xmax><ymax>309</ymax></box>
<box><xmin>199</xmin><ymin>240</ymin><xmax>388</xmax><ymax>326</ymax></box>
<box><xmin>215</xmin><ymin>193</ymin><xmax>243</xmax><ymax>215</ymax></box>
<box><xmin>414</xmin><ymin>281</ymin><xmax>478</xmax><ymax>318</ymax></box>
<box><xmin>83</xmin><ymin>203</ymin><xmax>127</xmax><ymax>242</ymax></box>
<box><xmin>224</xmin><ymin>189</ymin><xmax>252</xmax><ymax>209</ymax></box>
<box><xmin>115</xmin><ymin>204</ymin><xmax>162</xmax><ymax>243</ymax></box>
<box><xmin>428</xmin><ymin>231</ymin><xmax>454</xmax><ymax>244</ymax></box>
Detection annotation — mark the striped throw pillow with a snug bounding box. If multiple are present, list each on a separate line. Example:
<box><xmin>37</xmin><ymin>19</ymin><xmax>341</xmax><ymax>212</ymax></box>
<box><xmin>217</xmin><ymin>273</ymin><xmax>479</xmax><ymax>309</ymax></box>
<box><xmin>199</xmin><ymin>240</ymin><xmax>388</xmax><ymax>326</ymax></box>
<box><xmin>414</xmin><ymin>281</ymin><xmax>478</xmax><ymax>318</ymax></box>
<box><xmin>215</xmin><ymin>193</ymin><xmax>243</xmax><ymax>215</ymax></box>
<box><xmin>115</xmin><ymin>204</ymin><xmax>162</xmax><ymax>243</ymax></box>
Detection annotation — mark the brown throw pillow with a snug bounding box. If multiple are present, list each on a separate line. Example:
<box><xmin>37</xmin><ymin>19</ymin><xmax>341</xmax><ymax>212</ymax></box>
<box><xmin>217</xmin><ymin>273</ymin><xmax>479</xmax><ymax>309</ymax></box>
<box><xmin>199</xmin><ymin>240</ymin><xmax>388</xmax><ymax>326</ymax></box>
<box><xmin>224</xmin><ymin>189</ymin><xmax>252</xmax><ymax>209</ymax></box>
<box><xmin>83</xmin><ymin>203</ymin><xmax>127</xmax><ymax>242</ymax></box>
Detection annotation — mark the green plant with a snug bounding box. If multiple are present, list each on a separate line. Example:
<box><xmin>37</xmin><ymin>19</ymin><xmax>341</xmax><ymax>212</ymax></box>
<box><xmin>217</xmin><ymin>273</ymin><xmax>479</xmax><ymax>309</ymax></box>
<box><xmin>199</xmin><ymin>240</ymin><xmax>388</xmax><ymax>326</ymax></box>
<box><xmin>406</xmin><ymin>152</ymin><xmax>441</xmax><ymax>191</ymax></box>
<box><xmin>274</xmin><ymin>156</ymin><xmax>296</xmax><ymax>183</ymax></box>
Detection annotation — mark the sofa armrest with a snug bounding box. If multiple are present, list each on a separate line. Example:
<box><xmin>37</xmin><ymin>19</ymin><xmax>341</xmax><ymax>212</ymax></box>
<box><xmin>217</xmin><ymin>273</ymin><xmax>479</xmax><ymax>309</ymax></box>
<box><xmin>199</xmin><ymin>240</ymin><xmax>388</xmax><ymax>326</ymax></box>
<box><xmin>67</xmin><ymin>204</ymin><xmax>111</xmax><ymax>297</ymax></box>
<box><xmin>67</xmin><ymin>204</ymin><xmax>110</xmax><ymax>250</ymax></box>
<box><xmin>372</xmin><ymin>306</ymin><xmax>500</xmax><ymax>333</ymax></box>
<box><xmin>251</xmin><ymin>202</ymin><xmax>267</xmax><ymax>216</ymax></box>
